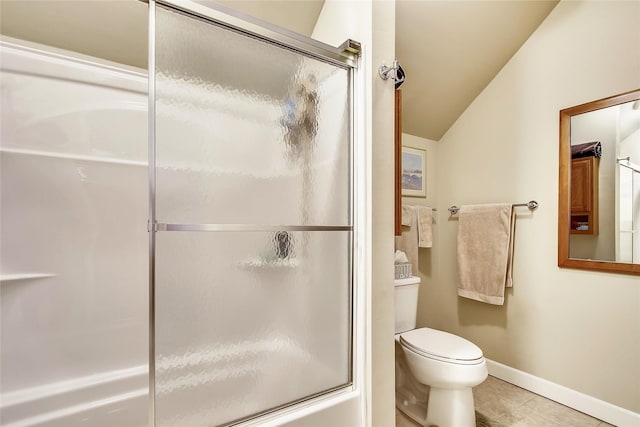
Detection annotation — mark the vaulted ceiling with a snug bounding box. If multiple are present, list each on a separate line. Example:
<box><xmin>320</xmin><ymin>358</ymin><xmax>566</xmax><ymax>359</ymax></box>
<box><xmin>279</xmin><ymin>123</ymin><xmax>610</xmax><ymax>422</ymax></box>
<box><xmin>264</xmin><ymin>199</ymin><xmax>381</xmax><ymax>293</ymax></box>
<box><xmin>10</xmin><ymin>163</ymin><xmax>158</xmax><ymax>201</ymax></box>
<box><xmin>396</xmin><ymin>0</ymin><xmax>558</xmax><ymax>140</ymax></box>
<box><xmin>0</xmin><ymin>0</ymin><xmax>558</xmax><ymax>141</ymax></box>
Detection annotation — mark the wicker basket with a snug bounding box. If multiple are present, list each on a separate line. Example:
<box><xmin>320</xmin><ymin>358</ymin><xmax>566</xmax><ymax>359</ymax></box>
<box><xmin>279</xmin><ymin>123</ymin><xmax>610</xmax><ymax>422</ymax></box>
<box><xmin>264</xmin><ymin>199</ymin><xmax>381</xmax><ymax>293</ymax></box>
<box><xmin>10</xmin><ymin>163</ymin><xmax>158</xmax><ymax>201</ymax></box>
<box><xmin>395</xmin><ymin>263</ymin><xmax>412</xmax><ymax>279</ymax></box>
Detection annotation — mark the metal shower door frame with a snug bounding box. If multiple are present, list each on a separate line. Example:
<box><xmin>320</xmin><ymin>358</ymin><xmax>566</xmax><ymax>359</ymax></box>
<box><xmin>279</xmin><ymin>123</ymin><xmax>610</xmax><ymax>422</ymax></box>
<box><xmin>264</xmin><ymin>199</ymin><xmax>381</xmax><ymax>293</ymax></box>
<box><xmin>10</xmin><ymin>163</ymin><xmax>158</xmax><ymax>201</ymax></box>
<box><xmin>147</xmin><ymin>0</ymin><xmax>361</xmax><ymax>425</ymax></box>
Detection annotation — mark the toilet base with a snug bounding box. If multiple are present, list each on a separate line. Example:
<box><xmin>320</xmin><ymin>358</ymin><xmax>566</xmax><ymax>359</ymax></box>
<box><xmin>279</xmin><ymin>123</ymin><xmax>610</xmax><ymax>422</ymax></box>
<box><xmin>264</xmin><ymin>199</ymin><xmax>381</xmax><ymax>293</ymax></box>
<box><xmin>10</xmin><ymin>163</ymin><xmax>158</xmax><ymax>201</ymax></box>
<box><xmin>425</xmin><ymin>387</ymin><xmax>476</xmax><ymax>427</ymax></box>
<box><xmin>396</xmin><ymin>385</ymin><xmax>428</xmax><ymax>425</ymax></box>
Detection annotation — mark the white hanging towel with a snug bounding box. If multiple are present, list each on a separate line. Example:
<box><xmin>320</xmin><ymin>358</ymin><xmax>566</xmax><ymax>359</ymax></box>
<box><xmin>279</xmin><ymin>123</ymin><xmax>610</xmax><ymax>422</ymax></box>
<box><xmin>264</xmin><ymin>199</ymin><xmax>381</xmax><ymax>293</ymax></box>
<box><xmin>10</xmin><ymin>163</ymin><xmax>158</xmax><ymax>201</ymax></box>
<box><xmin>401</xmin><ymin>204</ymin><xmax>415</xmax><ymax>226</ymax></box>
<box><xmin>456</xmin><ymin>203</ymin><xmax>515</xmax><ymax>305</ymax></box>
<box><xmin>395</xmin><ymin>205</ymin><xmax>419</xmax><ymax>270</ymax></box>
<box><xmin>416</xmin><ymin>206</ymin><xmax>433</xmax><ymax>248</ymax></box>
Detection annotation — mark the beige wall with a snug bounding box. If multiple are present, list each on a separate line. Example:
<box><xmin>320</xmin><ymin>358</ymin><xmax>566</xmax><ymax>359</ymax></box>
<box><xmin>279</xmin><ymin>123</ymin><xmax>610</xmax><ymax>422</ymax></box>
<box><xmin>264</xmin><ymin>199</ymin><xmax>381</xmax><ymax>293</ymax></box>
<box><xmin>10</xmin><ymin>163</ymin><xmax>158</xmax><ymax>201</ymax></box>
<box><xmin>422</xmin><ymin>0</ymin><xmax>640</xmax><ymax>413</ymax></box>
<box><xmin>370</xmin><ymin>3</ymin><xmax>396</xmax><ymax>425</ymax></box>
<box><xmin>313</xmin><ymin>1</ymin><xmax>396</xmax><ymax>426</ymax></box>
<box><xmin>0</xmin><ymin>0</ymin><xmax>148</xmax><ymax>69</ymax></box>
<box><xmin>399</xmin><ymin>133</ymin><xmax>439</xmax><ymax>324</ymax></box>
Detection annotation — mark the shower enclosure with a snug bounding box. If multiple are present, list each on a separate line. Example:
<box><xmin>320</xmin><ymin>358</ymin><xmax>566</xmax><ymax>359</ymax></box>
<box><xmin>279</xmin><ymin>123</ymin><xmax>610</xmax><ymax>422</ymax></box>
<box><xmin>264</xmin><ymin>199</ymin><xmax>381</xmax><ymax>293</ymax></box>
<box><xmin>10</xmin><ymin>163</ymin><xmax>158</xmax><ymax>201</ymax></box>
<box><xmin>0</xmin><ymin>1</ymin><xmax>363</xmax><ymax>426</ymax></box>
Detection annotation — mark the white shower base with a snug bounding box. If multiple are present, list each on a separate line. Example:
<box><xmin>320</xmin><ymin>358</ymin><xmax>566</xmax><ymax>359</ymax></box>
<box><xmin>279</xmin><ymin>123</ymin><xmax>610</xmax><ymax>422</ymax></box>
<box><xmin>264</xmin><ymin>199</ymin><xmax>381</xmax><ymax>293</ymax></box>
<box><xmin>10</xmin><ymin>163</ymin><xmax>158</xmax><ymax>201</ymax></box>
<box><xmin>0</xmin><ymin>366</ymin><xmax>148</xmax><ymax>427</ymax></box>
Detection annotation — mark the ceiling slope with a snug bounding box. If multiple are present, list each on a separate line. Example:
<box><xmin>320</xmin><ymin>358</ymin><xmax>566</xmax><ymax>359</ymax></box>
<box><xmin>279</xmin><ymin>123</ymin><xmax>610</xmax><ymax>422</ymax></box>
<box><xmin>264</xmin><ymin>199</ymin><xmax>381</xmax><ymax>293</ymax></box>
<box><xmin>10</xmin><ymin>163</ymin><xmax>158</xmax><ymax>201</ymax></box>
<box><xmin>396</xmin><ymin>0</ymin><xmax>558</xmax><ymax>141</ymax></box>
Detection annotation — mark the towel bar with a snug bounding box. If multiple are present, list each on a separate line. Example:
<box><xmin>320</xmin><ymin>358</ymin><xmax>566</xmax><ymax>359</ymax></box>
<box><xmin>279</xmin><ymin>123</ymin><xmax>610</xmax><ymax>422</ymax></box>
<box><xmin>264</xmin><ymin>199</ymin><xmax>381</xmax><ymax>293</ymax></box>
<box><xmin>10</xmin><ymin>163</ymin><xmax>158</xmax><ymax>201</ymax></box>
<box><xmin>448</xmin><ymin>200</ymin><xmax>539</xmax><ymax>215</ymax></box>
<box><xmin>404</xmin><ymin>206</ymin><xmax>437</xmax><ymax>211</ymax></box>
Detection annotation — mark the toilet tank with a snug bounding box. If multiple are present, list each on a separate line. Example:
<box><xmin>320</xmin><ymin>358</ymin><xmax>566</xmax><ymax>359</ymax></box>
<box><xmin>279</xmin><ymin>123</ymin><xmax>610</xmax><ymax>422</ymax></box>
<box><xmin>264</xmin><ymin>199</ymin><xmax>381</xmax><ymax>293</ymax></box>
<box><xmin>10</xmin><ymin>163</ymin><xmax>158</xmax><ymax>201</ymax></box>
<box><xmin>394</xmin><ymin>276</ymin><xmax>421</xmax><ymax>334</ymax></box>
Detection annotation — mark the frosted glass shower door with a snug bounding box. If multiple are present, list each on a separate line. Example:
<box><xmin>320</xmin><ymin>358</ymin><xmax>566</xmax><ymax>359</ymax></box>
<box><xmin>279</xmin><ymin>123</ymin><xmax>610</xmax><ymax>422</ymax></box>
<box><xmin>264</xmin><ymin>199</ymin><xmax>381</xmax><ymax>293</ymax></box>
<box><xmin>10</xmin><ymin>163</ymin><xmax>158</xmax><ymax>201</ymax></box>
<box><xmin>150</xmin><ymin>2</ymin><xmax>355</xmax><ymax>426</ymax></box>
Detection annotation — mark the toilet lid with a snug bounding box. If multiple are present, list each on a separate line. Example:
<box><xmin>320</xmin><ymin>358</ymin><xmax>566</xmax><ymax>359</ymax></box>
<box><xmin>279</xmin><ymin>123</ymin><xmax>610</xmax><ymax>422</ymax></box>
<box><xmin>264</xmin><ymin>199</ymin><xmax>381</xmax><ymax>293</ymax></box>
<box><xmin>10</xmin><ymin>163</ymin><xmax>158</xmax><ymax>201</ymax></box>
<box><xmin>399</xmin><ymin>328</ymin><xmax>483</xmax><ymax>363</ymax></box>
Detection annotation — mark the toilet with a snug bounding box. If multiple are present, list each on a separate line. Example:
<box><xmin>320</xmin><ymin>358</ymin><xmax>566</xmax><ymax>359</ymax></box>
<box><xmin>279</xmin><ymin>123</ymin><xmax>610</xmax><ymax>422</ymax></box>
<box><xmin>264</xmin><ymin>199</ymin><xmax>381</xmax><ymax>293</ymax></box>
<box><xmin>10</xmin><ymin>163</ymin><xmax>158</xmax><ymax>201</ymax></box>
<box><xmin>395</xmin><ymin>277</ymin><xmax>487</xmax><ymax>427</ymax></box>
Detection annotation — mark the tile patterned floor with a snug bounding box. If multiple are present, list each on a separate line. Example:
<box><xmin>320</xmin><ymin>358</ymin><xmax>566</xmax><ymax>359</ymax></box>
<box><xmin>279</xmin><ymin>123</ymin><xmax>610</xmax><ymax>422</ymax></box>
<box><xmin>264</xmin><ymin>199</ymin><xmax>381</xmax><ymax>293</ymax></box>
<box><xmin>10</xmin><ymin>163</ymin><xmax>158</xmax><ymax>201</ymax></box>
<box><xmin>395</xmin><ymin>375</ymin><xmax>616</xmax><ymax>427</ymax></box>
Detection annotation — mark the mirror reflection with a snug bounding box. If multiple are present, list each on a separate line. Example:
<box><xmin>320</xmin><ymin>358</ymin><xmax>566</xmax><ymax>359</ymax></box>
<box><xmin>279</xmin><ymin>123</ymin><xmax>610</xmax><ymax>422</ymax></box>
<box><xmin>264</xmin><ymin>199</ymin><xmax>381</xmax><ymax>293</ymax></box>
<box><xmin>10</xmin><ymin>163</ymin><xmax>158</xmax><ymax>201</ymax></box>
<box><xmin>569</xmin><ymin>95</ymin><xmax>640</xmax><ymax>263</ymax></box>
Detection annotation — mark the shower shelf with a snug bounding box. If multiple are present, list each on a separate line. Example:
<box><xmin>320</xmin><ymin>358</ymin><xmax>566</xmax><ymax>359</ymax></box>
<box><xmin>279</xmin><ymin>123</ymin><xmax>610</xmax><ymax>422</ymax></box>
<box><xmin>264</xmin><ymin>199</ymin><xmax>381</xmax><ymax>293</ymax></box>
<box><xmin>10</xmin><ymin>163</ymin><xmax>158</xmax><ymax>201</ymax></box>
<box><xmin>238</xmin><ymin>257</ymin><xmax>300</xmax><ymax>270</ymax></box>
<box><xmin>0</xmin><ymin>273</ymin><xmax>55</xmax><ymax>283</ymax></box>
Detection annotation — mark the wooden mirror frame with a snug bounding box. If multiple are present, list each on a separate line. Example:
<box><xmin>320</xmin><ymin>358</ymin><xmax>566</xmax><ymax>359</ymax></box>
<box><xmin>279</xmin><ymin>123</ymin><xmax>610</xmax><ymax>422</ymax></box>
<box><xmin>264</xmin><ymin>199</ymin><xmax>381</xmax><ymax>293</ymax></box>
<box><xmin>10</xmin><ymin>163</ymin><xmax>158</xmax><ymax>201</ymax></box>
<box><xmin>558</xmin><ymin>88</ymin><xmax>640</xmax><ymax>275</ymax></box>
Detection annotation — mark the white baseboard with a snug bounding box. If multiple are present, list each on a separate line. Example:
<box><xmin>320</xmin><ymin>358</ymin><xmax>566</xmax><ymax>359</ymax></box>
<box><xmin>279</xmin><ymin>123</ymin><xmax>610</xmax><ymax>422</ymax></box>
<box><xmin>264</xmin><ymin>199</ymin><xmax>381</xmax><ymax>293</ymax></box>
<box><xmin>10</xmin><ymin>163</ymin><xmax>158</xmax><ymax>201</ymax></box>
<box><xmin>486</xmin><ymin>359</ymin><xmax>640</xmax><ymax>427</ymax></box>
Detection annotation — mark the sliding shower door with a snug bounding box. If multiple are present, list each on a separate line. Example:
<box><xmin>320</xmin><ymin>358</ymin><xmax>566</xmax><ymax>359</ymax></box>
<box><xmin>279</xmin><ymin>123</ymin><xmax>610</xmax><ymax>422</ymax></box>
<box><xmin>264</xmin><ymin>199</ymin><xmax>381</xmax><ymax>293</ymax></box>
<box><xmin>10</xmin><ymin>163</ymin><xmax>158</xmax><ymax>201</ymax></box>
<box><xmin>149</xmin><ymin>2</ymin><xmax>356</xmax><ymax>426</ymax></box>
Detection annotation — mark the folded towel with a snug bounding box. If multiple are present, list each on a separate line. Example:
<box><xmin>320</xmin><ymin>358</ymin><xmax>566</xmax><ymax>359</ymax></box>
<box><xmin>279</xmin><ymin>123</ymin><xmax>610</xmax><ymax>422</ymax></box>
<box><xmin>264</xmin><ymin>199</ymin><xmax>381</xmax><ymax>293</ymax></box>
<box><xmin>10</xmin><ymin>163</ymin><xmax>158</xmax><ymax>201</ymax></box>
<box><xmin>401</xmin><ymin>205</ymin><xmax>415</xmax><ymax>226</ymax></box>
<box><xmin>456</xmin><ymin>203</ymin><xmax>515</xmax><ymax>305</ymax></box>
<box><xmin>416</xmin><ymin>206</ymin><xmax>433</xmax><ymax>248</ymax></box>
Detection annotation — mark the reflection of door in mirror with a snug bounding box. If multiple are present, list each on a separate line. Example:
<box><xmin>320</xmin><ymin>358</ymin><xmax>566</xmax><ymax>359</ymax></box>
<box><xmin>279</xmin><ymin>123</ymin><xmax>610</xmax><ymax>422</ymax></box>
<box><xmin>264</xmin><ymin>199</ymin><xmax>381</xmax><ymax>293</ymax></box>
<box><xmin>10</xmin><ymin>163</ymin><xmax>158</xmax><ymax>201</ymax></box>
<box><xmin>570</xmin><ymin>156</ymin><xmax>599</xmax><ymax>235</ymax></box>
<box><xmin>568</xmin><ymin>96</ymin><xmax>640</xmax><ymax>264</ymax></box>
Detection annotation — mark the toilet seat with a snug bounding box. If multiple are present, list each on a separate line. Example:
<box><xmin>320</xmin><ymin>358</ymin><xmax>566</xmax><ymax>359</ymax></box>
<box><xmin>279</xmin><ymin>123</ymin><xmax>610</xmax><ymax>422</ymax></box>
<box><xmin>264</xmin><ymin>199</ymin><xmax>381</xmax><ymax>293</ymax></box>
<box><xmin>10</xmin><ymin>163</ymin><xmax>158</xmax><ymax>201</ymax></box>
<box><xmin>399</xmin><ymin>328</ymin><xmax>484</xmax><ymax>365</ymax></box>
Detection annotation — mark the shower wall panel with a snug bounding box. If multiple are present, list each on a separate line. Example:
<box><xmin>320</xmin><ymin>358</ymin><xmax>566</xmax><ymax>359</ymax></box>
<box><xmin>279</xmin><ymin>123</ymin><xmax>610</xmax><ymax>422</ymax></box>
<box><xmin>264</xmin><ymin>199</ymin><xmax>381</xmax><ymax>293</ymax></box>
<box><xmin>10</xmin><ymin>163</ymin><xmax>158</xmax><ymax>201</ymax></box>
<box><xmin>0</xmin><ymin>40</ymin><xmax>148</xmax><ymax>427</ymax></box>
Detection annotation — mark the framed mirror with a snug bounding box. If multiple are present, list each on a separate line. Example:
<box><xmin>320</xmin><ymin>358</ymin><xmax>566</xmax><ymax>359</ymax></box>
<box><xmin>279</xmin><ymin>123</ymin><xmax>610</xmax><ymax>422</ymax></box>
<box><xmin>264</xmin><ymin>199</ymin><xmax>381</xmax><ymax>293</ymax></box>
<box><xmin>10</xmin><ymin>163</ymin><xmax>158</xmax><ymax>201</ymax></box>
<box><xmin>558</xmin><ymin>88</ymin><xmax>640</xmax><ymax>275</ymax></box>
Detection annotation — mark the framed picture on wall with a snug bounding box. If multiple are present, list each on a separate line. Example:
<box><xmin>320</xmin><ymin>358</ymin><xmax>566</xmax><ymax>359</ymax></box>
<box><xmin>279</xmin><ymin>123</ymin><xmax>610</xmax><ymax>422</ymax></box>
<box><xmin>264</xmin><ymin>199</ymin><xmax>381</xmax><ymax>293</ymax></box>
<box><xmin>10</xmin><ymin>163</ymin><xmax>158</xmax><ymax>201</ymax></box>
<box><xmin>401</xmin><ymin>146</ymin><xmax>426</xmax><ymax>197</ymax></box>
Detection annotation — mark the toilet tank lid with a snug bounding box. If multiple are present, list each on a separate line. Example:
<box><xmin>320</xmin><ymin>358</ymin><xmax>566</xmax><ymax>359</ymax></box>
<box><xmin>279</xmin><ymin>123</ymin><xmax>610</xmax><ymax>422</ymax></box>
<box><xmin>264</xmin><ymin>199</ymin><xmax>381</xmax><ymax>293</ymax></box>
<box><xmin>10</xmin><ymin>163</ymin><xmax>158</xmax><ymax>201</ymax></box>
<box><xmin>394</xmin><ymin>277</ymin><xmax>421</xmax><ymax>287</ymax></box>
<box><xmin>400</xmin><ymin>328</ymin><xmax>483</xmax><ymax>361</ymax></box>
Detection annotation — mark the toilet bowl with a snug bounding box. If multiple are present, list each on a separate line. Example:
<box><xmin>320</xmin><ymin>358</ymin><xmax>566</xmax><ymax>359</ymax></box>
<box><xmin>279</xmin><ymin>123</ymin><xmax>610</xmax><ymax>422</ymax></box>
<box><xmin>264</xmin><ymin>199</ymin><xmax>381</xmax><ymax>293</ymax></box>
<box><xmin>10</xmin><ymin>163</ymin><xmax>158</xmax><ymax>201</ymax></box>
<box><xmin>398</xmin><ymin>328</ymin><xmax>487</xmax><ymax>427</ymax></box>
<box><xmin>395</xmin><ymin>277</ymin><xmax>487</xmax><ymax>427</ymax></box>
